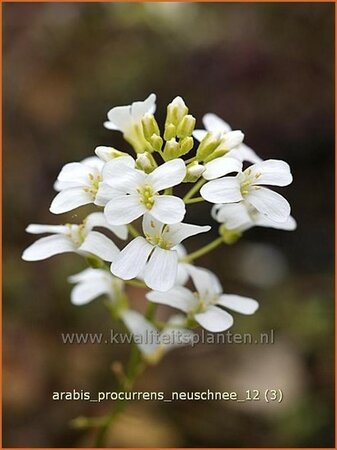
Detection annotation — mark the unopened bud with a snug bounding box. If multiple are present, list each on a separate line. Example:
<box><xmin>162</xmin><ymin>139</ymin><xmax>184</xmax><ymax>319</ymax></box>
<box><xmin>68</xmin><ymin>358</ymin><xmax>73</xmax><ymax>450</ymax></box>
<box><xmin>166</xmin><ymin>96</ymin><xmax>188</xmax><ymax>127</ymax></box>
<box><xmin>184</xmin><ymin>162</ymin><xmax>205</xmax><ymax>182</ymax></box>
<box><xmin>164</xmin><ymin>123</ymin><xmax>176</xmax><ymax>141</ymax></box>
<box><xmin>142</xmin><ymin>113</ymin><xmax>160</xmax><ymax>140</ymax></box>
<box><xmin>179</xmin><ymin>137</ymin><xmax>194</xmax><ymax>156</ymax></box>
<box><xmin>136</xmin><ymin>151</ymin><xmax>157</xmax><ymax>173</ymax></box>
<box><xmin>150</xmin><ymin>134</ymin><xmax>163</xmax><ymax>152</ymax></box>
<box><xmin>163</xmin><ymin>138</ymin><xmax>180</xmax><ymax>161</ymax></box>
<box><xmin>219</xmin><ymin>225</ymin><xmax>242</xmax><ymax>244</ymax></box>
<box><xmin>196</xmin><ymin>132</ymin><xmax>222</xmax><ymax>161</ymax></box>
<box><xmin>95</xmin><ymin>146</ymin><xmax>128</xmax><ymax>162</ymax></box>
<box><xmin>177</xmin><ymin>115</ymin><xmax>196</xmax><ymax>139</ymax></box>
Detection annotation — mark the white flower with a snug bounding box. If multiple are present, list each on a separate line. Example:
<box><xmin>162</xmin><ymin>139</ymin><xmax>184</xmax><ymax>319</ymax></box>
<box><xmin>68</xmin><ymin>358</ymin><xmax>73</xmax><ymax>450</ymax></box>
<box><xmin>111</xmin><ymin>214</ymin><xmax>211</xmax><ymax>292</ymax></box>
<box><xmin>121</xmin><ymin>310</ymin><xmax>194</xmax><ymax>363</ymax></box>
<box><xmin>212</xmin><ymin>202</ymin><xmax>297</xmax><ymax>232</ymax></box>
<box><xmin>96</xmin><ymin>156</ymin><xmax>187</xmax><ymax>225</ymax></box>
<box><xmin>68</xmin><ymin>268</ymin><xmax>123</xmax><ymax>306</ymax></box>
<box><xmin>22</xmin><ymin>212</ymin><xmax>126</xmax><ymax>262</ymax></box>
<box><xmin>201</xmin><ymin>159</ymin><xmax>293</xmax><ymax>223</ymax></box>
<box><xmin>147</xmin><ymin>265</ymin><xmax>259</xmax><ymax>333</ymax></box>
<box><xmin>50</xmin><ymin>157</ymin><xmax>104</xmax><ymax>214</ymax></box>
<box><xmin>104</xmin><ymin>94</ymin><xmax>156</xmax><ymax>153</ymax></box>
<box><xmin>194</xmin><ymin>113</ymin><xmax>262</xmax><ymax>164</ymax></box>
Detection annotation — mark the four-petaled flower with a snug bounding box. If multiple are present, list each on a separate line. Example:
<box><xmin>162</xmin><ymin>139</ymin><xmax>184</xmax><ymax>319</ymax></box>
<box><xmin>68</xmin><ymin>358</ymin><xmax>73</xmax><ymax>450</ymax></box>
<box><xmin>96</xmin><ymin>156</ymin><xmax>187</xmax><ymax>225</ymax></box>
<box><xmin>147</xmin><ymin>265</ymin><xmax>259</xmax><ymax>332</ymax></box>
<box><xmin>50</xmin><ymin>156</ymin><xmax>104</xmax><ymax>214</ymax></box>
<box><xmin>68</xmin><ymin>268</ymin><xmax>124</xmax><ymax>306</ymax></box>
<box><xmin>194</xmin><ymin>113</ymin><xmax>262</xmax><ymax>164</ymax></box>
<box><xmin>22</xmin><ymin>212</ymin><xmax>127</xmax><ymax>262</ymax></box>
<box><xmin>111</xmin><ymin>214</ymin><xmax>210</xmax><ymax>291</ymax></box>
<box><xmin>104</xmin><ymin>93</ymin><xmax>156</xmax><ymax>153</ymax></box>
<box><xmin>201</xmin><ymin>159</ymin><xmax>293</xmax><ymax>223</ymax></box>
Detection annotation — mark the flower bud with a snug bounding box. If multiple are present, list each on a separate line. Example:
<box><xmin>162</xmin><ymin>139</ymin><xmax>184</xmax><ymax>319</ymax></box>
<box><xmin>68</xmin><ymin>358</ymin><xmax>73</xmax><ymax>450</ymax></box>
<box><xmin>177</xmin><ymin>115</ymin><xmax>196</xmax><ymax>139</ymax></box>
<box><xmin>166</xmin><ymin>96</ymin><xmax>188</xmax><ymax>127</ymax></box>
<box><xmin>219</xmin><ymin>225</ymin><xmax>242</xmax><ymax>244</ymax></box>
<box><xmin>136</xmin><ymin>151</ymin><xmax>157</xmax><ymax>173</ymax></box>
<box><xmin>150</xmin><ymin>134</ymin><xmax>163</xmax><ymax>152</ymax></box>
<box><xmin>184</xmin><ymin>162</ymin><xmax>205</xmax><ymax>182</ymax></box>
<box><xmin>164</xmin><ymin>123</ymin><xmax>176</xmax><ymax>141</ymax></box>
<box><xmin>95</xmin><ymin>146</ymin><xmax>128</xmax><ymax>162</ymax></box>
<box><xmin>162</xmin><ymin>138</ymin><xmax>180</xmax><ymax>161</ymax></box>
<box><xmin>179</xmin><ymin>137</ymin><xmax>194</xmax><ymax>156</ymax></box>
<box><xmin>142</xmin><ymin>113</ymin><xmax>160</xmax><ymax>140</ymax></box>
<box><xmin>196</xmin><ymin>132</ymin><xmax>222</xmax><ymax>161</ymax></box>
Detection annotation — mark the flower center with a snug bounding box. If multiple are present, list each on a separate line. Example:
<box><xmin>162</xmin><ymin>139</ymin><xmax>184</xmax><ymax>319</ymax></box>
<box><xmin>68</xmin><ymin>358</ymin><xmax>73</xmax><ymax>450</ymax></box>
<box><xmin>192</xmin><ymin>291</ymin><xmax>218</xmax><ymax>313</ymax></box>
<box><xmin>83</xmin><ymin>173</ymin><xmax>102</xmax><ymax>198</ymax></box>
<box><xmin>138</xmin><ymin>184</ymin><xmax>156</xmax><ymax>210</ymax></box>
<box><xmin>145</xmin><ymin>224</ymin><xmax>172</xmax><ymax>250</ymax></box>
<box><xmin>66</xmin><ymin>224</ymin><xmax>86</xmax><ymax>247</ymax></box>
<box><xmin>239</xmin><ymin>169</ymin><xmax>261</xmax><ymax>196</ymax></box>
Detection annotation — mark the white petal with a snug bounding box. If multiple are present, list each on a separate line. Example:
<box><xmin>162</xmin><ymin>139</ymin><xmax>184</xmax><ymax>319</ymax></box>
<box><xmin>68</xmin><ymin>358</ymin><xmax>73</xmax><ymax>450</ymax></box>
<box><xmin>218</xmin><ymin>294</ymin><xmax>259</xmax><ymax>315</ymax></box>
<box><xmin>203</xmin><ymin>113</ymin><xmax>232</xmax><ymax>134</ymax></box>
<box><xmin>25</xmin><ymin>224</ymin><xmax>68</xmax><ymax>235</ymax></box>
<box><xmin>221</xmin><ymin>130</ymin><xmax>244</xmax><ymax>150</ymax></box>
<box><xmin>22</xmin><ymin>235</ymin><xmax>75</xmax><ymax>261</ymax></box>
<box><xmin>50</xmin><ymin>188</ymin><xmax>93</xmax><ymax>214</ymax></box>
<box><xmin>255</xmin><ymin>214</ymin><xmax>297</xmax><ymax>231</ymax></box>
<box><xmin>195</xmin><ymin>305</ymin><xmax>234</xmax><ymax>332</ymax></box>
<box><xmin>212</xmin><ymin>203</ymin><xmax>252</xmax><ymax>230</ymax></box>
<box><xmin>200</xmin><ymin>177</ymin><xmax>242</xmax><ymax>204</ymax></box>
<box><xmin>81</xmin><ymin>156</ymin><xmax>104</xmax><ymax>172</ymax></box>
<box><xmin>164</xmin><ymin>222</ymin><xmax>211</xmax><ymax>246</ymax></box>
<box><xmin>147</xmin><ymin>159</ymin><xmax>186</xmax><ymax>192</ymax></box>
<box><xmin>111</xmin><ymin>237</ymin><xmax>153</xmax><ymax>280</ymax></box>
<box><xmin>102</xmin><ymin>158</ymin><xmax>143</xmax><ymax>192</ymax></box>
<box><xmin>121</xmin><ymin>310</ymin><xmax>158</xmax><ymax>356</ymax></box>
<box><xmin>246</xmin><ymin>187</ymin><xmax>290</xmax><ymax>223</ymax></box>
<box><xmin>84</xmin><ymin>212</ymin><xmax>128</xmax><ymax>240</ymax></box>
<box><xmin>143</xmin><ymin>247</ymin><xmax>178</xmax><ymax>292</ymax></box>
<box><xmin>68</xmin><ymin>268</ymin><xmax>108</xmax><ymax>283</ymax></box>
<box><xmin>231</xmin><ymin>144</ymin><xmax>262</xmax><ymax>164</ymax></box>
<box><xmin>131</xmin><ymin>93</ymin><xmax>156</xmax><ymax>121</ymax></box>
<box><xmin>106</xmin><ymin>105</ymin><xmax>132</xmax><ymax>132</ymax></box>
<box><xmin>176</xmin><ymin>263</ymin><xmax>190</xmax><ymax>285</ymax></box>
<box><xmin>248</xmin><ymin>159</ymin><xmax>293</xmax><ymax>187</ymax></box>
<box><xmin>146</xmin><ymin>286</ymin><xmax>196</xmax><ymax>313</ymax></box>
<box><xmin>95</xmin><ymin>182</ymin><xmax>116</xmax><ymax>206</ymax></box>
<box><xmin>79</xmin><ymin>231</ymin><xmax>120</xmax><ymax>262</ymax></box>
<box><xmin>94</xmin><ymin>146</ymin><xmax>116</xmax><ymax>162</ymax></box>
<box><xmin>142</xmin><ymin>213</ymin><xmax>164</xmax><ymax>238</ymax></box>
<box><xmin>192</xmin><ymin>129</ymin><xmax>208</xmax><ymax>142</ymax></box>
<box><xmin>186</xmin><ymin>265</ymin><xmax>222</xmax><ymax>297</ymax></box>
<box><xmin>203</xmin><ymin>157</ymin><xmax>242</xmax><ymax>180</ymax></box>
<box><xmin>56</xmin><ymin>162</ymin><xmax>92</xmax><ymax>185</ymax></box>
<box><xmin>150</xmin><ymin>195</ymin><xmax>186</xmax><ymax>224</ymax></box>
<box><xmin>104</xmin><ymin>193</ymin><xmax>146</xmax><ymax>226</ymax></box>
<box><xmin>70</xmin><ymin>279</ymin><xmax>111</xmax><ymax>305</ymax></box>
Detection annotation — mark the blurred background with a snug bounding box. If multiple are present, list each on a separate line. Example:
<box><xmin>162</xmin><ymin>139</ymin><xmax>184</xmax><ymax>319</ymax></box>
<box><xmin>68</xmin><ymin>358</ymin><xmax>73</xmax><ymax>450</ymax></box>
<box><xmin>3</xmin><ymin>3</ymin><xmax>334</xmax><ymax>448</ymax></box>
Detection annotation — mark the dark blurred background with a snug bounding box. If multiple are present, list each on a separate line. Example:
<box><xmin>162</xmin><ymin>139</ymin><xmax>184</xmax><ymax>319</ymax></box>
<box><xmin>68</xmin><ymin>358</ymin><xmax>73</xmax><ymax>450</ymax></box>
<box><xmin>3</xmin><ymin>3</ymin><xmax>334</xmax><ymax>448</ymax></box>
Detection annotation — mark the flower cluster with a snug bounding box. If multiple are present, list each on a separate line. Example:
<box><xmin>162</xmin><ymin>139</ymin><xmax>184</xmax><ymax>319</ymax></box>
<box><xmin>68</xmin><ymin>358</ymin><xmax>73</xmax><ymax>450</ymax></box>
<box><xmin>23</xmin><ymin>94</ymin><xmax>296</xmax><ymax>360</ymax></box>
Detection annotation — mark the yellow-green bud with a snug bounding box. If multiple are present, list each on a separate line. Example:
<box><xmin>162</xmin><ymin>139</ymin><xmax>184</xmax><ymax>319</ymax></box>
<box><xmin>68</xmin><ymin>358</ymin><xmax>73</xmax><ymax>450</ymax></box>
<box><xmin>166</xmin><ymin>96</ymin><xmax>188</xmax><ymax>127</ymax></box>
<box><xmin>219</xmin><ymin>225</ymin><xmax>242</xmax><ymax>244</ymax></box>
<box><xmin>136</xmin><ymin>151</ymin><xmax>157</xmax><ymax>173</ymax></box>
<box><xmin>196</xmin><ymin>132</ymin><xmax>222</xmax><ymax>161</ymax></box>
<box><xmin>163</xmin><ymin>138</ymin><xmax>180</xmax><ymax>161</ymax></box>
<box><xmin>184</xmin><ymin>162</ymin><xmax>205</xmax><ymax>182</ymax></box>
<box><xmin>203</xmin><ymin>147</ymin><xmax>227</xmax><ymax>163</ymax></box>
<box><xmin>164</xmin><ymin>123</ymin><xmax>176</xmax><ymax>141</ymax></box>
<box><xmin>150</xmin><ymin>134</ymin><xmax>163</xmax><ymax>152</ymax></box>
<box><xmin>179</xmin><ymin>136</ymin><xmax>194</xmax><ymax>156</ymax></box>
<box><xmin>142</xmin><ymin>113</ymin><xmax>160</xmax><ymax>140</ymax></box>
<box><xmin>177</xmin><ymin>115</ymin><xmax>196</xmax><ymax>139</ymax></box>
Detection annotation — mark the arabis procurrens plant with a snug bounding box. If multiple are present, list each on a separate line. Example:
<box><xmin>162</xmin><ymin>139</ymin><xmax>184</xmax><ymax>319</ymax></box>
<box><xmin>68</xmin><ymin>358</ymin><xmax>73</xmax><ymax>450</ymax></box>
<box><xmin>23</xmin><ymin>94</ymin><xmax>295</xmax><ymax>441</ymax></box>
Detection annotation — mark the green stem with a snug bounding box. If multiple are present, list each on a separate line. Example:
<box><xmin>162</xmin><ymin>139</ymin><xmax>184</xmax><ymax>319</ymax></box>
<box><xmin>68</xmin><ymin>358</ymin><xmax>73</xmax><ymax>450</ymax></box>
<box><xmin>183</xmin><ymin>237</ymin><xmax>224</xmax><ymax>263</ymax></box>
<box><xmin>145</xmin><ymin>301</ymin><xmax>157</xmax><ymax>321</ymax></box>
<box><xmin>125</xmin><ymin>279</ymin><xmax>147</xmax><ymax>288</ymax></box>
<box><xmin>183</xmin><ymin>178</ymin><xmax>206</xmax><ymax>202</ymax></box>
<box><xmin>95</xmin><ymin>345</ymin><xmax>144</xmax><ymax>447</ymax></box>
<box><xmin>185</xmin><ymin>196</ymin><xmax>204</xmax><ymax>205</ymax></box>
<box><xmin>184</xmin><ymin>156</ymin><xmax>197</xmax><ymax>165</ymax></box>
<box><xmin>128</xmin><ymin>223</ymin><xmax>140</xmax><ymax>238</ymax></box>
